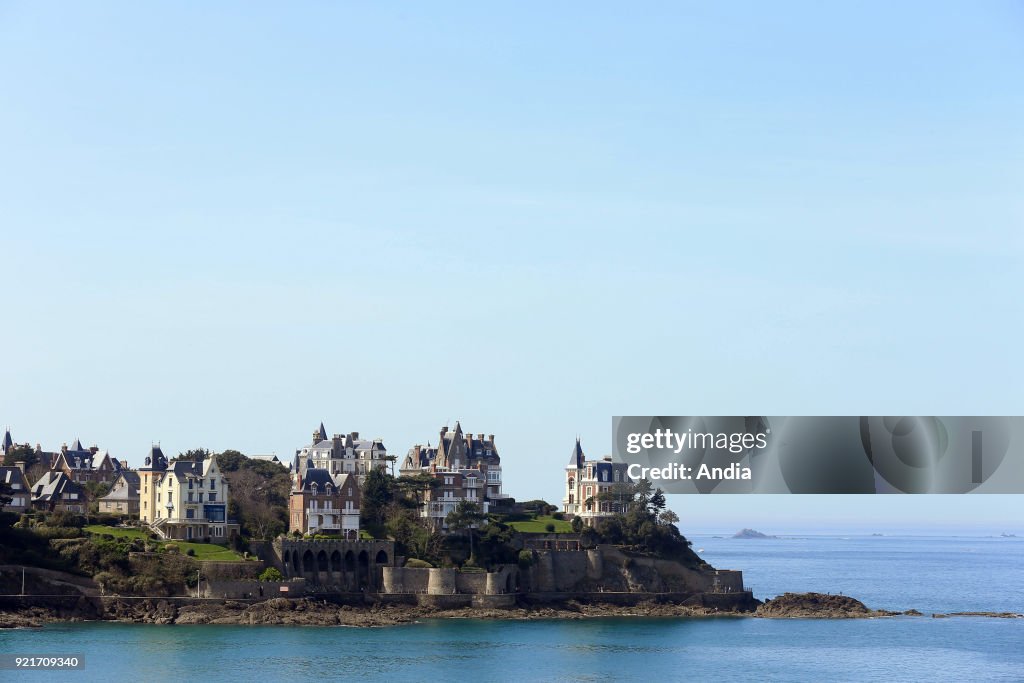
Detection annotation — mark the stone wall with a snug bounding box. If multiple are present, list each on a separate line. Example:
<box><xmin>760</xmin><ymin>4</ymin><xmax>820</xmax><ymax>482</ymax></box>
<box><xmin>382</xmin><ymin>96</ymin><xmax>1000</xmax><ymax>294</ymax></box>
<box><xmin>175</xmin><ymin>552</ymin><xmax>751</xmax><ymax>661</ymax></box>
<box><xmin>526</xmin><ymin>545</ymin><xmax>745</xmax><ymax>595</ymax></box>
<box><xmin>205</xmin><ymin>579</ymin><xmax>306</xmax><ymax>599</ymax></box>
<box><xmin>381</xmin><ymin>565</ymin><xmax>520</xmax><ymax>596</ymax></box>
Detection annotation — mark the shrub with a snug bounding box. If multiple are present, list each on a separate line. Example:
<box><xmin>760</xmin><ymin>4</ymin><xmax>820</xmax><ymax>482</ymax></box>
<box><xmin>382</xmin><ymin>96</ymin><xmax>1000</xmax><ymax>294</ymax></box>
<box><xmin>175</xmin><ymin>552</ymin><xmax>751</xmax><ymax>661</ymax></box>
<box><xmin>551</xmin><ymin>512</ymin><xmax>564</xmax><ymax>520</ymax></box>
<box><xmin>571</xmin><ymin>517</ymin><xmax>583</xmax><ymax>533</ymax></box>
<box><xmin>517</xmin><ymin>550</ymin><xmax>534</xmax><ymax>569</ymax></box>
<box><xmin>163</xmin><ymin>543</ymin><xmax>179</xmax><ymax>554</ymax></box>
<box><xmin>186</xmin><ymin>549</ymin><xmax>196</xmax><ymax>557</ymax></box>
<box><xmin>259</xmin><ymin>567</ymin><xmax>284</xmax><ymax>582</ymax></box>
<box><xmin>405</xmin><ymin>558</ymin><xmax>433</xmax><ymax>568</ymax></box>
<box><xmin>544</xmin><ymin>522</ymin><xmax>556</xmax><ymax>533</ymax></box>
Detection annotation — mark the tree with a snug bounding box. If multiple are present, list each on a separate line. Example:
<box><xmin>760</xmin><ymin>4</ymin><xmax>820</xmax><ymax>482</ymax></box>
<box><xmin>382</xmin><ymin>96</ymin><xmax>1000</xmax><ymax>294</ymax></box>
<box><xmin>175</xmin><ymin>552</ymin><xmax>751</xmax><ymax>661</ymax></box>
<box><xmin>259</xmin><ymin>567</ymin><xmax>284</xmax><ymax>582</ymax></box>
<box><xmin>361</xmin><ymin>468</ymin><xmax>395</xmax><ymax>529</ymax></box>
<box><xmin>226</xmin><ymin>467</ymin><xmax>288</xmax><ymax>539</ymax></box>
<box><xmin>3</xmin><ymin>444</ymin><xmax>38</xmax><ymax>469</ymax></box>
<box><xmin>445</xmin><ymin>501</ymin><xmax>487</xmax><ymax>563</ymax></box>
<box><xmin>649</xmin><ymin>488</ymin><xmax>667</xmax><ymax>515</ymax></box>
<box><xmin>659</xmin><ymin>510</ymin><xmax>680</xmax><ymax>526</ymax></box>
<box><xmin>176</xmin><ymin>448</ymin><xmax>211</xmax><ymax>462</ymax></box>
<box><xmin>571</xmin><ymin>516</ymin><xmax>583</xmax><ymax>533</ymax></box>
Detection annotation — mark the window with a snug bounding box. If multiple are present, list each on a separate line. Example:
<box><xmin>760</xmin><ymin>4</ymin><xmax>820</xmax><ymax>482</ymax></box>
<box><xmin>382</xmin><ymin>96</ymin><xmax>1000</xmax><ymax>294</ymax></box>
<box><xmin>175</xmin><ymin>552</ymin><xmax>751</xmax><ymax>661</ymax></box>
<box><xmin>188</xmin><ymin>492</ymin><xmax>193</xmax><ymax>502</ymax></box>
<box><xmin>157</xmin><ymin>493</ymin><xmax>161</xmax><ymax>502</ymax></box>
<box><xmin>210</xmin><ymin>479</ymin><xmax>215</xmax><ymax>490</ymax></box>
<box><xmin>208</xmin><ymin>492</ymin><xmax>216</xmax><ymax>502</ymax></box>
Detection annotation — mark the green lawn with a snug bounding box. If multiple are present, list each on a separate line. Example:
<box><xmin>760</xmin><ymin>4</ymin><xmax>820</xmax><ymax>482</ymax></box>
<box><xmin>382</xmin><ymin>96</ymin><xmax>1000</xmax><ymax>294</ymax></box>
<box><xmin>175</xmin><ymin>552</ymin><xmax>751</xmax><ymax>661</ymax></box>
<box><xmin>84</xmin><ymin>525</ymin><xmax>149</xmax><ymax>540</ymax></box>
<box><xmin>84</xmin><ymin>525</ymin><xmax>245</xmax><ymax>562</ymax></box>
<box><xmin>506</xmin><ymin>515</ymin><xmax>573</xmax><ymax>533</ymax></box>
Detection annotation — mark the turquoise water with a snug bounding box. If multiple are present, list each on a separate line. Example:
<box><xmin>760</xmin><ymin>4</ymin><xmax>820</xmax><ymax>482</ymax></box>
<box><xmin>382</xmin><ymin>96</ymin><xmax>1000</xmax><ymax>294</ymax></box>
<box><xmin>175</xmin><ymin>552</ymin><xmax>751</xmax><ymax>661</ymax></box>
<box><xmin>2</xmin><ymin>536</ymin><xmax>1022</xmax><ymax>682</ymax></box>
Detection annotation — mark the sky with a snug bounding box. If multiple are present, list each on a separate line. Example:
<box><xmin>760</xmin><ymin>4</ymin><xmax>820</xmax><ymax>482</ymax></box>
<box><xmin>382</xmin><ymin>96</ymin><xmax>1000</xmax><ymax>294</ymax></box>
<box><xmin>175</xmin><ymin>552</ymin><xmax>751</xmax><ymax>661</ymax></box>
<box><xmin>1</xmin><ymin>2</ymin><xmax>1022</xmax><ymax>533</ymax></box>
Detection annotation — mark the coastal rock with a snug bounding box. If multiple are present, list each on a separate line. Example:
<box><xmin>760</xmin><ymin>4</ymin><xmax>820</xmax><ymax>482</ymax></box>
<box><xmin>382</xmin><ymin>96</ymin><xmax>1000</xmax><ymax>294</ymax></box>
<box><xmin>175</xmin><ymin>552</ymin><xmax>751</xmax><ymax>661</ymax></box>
<box><xmin>755</xmin><ymin>592</ymin><xmax>894</xmax><ymax>619</ymax></box>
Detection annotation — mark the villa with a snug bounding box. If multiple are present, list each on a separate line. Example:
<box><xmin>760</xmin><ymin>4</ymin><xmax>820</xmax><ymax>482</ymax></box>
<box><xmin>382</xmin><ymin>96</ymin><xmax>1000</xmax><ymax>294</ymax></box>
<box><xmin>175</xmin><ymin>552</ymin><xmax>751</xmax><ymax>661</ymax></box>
<box><xmin>138</xmin><ymin>446</ymin><xmax>238</xmax><ymax>541</ymax></box>
<box><xmin>288</xmin><ymin>455</ymin><xmax>361</xmax><ymax>538</ymax></box>
<box><xmin>400</xmin><ymin>421</ymin><xmax>509</xmax><ymax>529</ymax></box>
<box><xmin>98</xmin><ymin>471</ymin><xmax>141</xmax><ymax>516</ymax></box>
<box><xmin>563</xmin><ymin>438</ymin><xmax>632</xmax><ymax>526</ymax></box>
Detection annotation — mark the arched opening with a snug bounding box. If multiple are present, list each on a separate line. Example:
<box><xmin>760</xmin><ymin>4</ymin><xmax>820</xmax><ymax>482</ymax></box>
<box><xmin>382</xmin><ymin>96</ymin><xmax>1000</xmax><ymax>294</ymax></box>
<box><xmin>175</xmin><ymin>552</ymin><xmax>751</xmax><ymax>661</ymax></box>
<box><xmin>317</xmin><ymin>550</ymin><xmax>328</xmax><ymax>572</ymax></box>
<box><xmin>375</xmin><ymin>549</ymin><xmax>388</xmax><ymax>565</ymax></box>
<box><xmin>302</xmin><ymin>550</ymin><xmax>314</xmax><ymax>573</ymax></box>
<box><xmin>283</xmin><ymin>550</ymin><xmax>290</xmax><ymax>565</ymax></box>
<box><xmin>506</xmin><ymin>572</ymin><xmax>515</xmax><ymax>594</ymax></box>
<box><xmin>344</xmin><ymin>550</ymin><xmax>355</xmax><ymax>572</ymax></box>
<box><xmin>357</xmin><ymin>550</ymin><xmax>370</xmax><ymax>590</ymax></box>
<box><xmin>330</xmin><ymin>550</ymin><xmax>342</xmax><ymax>573</ymax></box>
<box><xmin>292</xmin><ymin>549</ymin><xmax>300</xmax><ymax>572</ymax></box>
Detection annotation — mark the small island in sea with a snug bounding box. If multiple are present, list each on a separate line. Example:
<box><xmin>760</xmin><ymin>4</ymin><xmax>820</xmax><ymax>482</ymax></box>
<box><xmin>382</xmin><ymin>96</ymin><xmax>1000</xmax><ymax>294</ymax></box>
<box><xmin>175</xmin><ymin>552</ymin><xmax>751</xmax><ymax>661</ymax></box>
<box><xmin>732</xmin><ymin>528</ymin><xmax>778</xmax><ymax>539</ymax></box>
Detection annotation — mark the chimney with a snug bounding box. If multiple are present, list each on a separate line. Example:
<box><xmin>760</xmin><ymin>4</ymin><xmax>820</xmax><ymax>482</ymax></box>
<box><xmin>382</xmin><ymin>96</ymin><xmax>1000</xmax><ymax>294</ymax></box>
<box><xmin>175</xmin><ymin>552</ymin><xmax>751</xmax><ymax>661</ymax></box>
<box><xmin>351</xmin><ymin>432</ymin><xmax>359</xmax><ymax>439</ymax></box>
<box><xmin>477</xmin><ymin>433</ymin><xmax>484</xmax><ymax>440</ymax></box>
<box><xmin>14</xmin><ymin>461</ymin><xmax>25</xmax><ymax>474</ymax></box>
<box><xmin>488</xmin><ymin>435</ymin><xmax>494</xmax><ymax>442</ymax></box>
<box><xmin>440</xmin><ymin>426</ymin><xmax>448</xmax><ymax>435</ymax></box>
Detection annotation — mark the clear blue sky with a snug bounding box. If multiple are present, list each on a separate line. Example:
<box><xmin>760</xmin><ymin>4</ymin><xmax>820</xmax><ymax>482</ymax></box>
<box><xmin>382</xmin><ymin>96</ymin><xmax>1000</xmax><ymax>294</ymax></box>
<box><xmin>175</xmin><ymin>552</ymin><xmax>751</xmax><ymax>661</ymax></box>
<box><xmin>1</xmin><ymin>2</ymin><xmax>1021</xmax><ymax>532</ymax></box>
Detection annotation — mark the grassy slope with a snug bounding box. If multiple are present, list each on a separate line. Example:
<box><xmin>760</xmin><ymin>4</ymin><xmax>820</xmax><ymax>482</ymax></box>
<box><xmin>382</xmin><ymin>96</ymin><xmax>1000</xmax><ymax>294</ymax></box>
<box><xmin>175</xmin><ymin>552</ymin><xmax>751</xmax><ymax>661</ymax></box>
<box><xmin>506</xmin><ymin>515</ymin><xmax>573</xmax><ymax>533</ymax></box>
<box><xmin>84</xmin><ymin>525</ymin><xmax>245</xmax><ymax>562</ymax></box>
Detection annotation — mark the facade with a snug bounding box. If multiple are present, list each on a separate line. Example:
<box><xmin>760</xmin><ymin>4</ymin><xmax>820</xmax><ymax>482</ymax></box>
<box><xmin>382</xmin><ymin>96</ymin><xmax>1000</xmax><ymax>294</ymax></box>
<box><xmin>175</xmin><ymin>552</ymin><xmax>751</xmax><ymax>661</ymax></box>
<box><xmin>288</xmin><ymin>457</ymin><xmax>361</xmax><ymax>538</ymax></box>
<box><xmin>30</xmin><ymin>471</ymin><xmax>86</xmax><ymax>513</ymax></box>
<box><xmin>294</xmin><ymin>423</ymin><xmax>388</xmax><ymax>482</ymax></box>
<box><xmin>562</xmin><ymin>438</ymin><xmax>632</xmax><ymax>526</ymax></box>
<box><xmin>98</xmin><ymin>471</ymin><xmax>141</xmax><ymax>516</ymax></box>
<box><xmin>400</xmin><ymin>421</ymin><xmax>507</xmax><ymax>529</ymax></box>
<box><xmin>50</xmin><ymin>439</ymin><xmax>124</xmax><ymax>484</ymax></box>
<box><xmin>138</xmin><ymin>446</ymin><xmax>238</xmax><ymax>541</ymax></box>
<box><xmin>0</xmin><ymin>465</ymin><xmax>30</xmax><ymax>513</ymax></box>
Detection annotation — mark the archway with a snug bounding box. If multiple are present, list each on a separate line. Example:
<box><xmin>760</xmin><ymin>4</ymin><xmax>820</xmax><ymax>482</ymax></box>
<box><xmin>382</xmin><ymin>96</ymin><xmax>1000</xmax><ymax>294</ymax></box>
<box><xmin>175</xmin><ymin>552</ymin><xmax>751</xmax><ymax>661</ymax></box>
<box><xmin>302</xmin><ymin>550</ymin><xmax>314</xmax><ymax>573</ymax></box>
<box><xmin>330</xmin><ymin>550</ymin><xmax>342</xmax><ymax>573</ymax></box>
<box><xmin>317</xmin><ymin>550</ymin><xmax>328</xmax><ymax>572</ymax></box>
<box><xmin>357</xmin><ymin>550</ymin><xmax>370</xmax><ymax>590</ymax></box>
<box><xmin>375</xmin><ymin>549</ymin><xmax>389</xmax><ymax>565</ymax></box>
<box><xmin>292</xmin><ymin>549</ymin><xmax>300</xmax><ymax>573</ymax></box>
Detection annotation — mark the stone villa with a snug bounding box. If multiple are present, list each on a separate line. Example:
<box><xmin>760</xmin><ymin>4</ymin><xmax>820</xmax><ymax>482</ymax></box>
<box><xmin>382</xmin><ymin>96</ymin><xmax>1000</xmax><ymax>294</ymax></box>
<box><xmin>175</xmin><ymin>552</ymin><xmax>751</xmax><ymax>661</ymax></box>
<box><xmin>563</xmin><ymin>437</ymin><xmax>632</xmax><ymax>526</ymax></box>
<box><xmin>400</xmin><ymin>421</ymin><xmax>509</xmax><ymax>528</ymax></box>
<box><xmin>288</xmin><ymin>455</ymin><xmax>361</xmax><ymax>538</ymax></box>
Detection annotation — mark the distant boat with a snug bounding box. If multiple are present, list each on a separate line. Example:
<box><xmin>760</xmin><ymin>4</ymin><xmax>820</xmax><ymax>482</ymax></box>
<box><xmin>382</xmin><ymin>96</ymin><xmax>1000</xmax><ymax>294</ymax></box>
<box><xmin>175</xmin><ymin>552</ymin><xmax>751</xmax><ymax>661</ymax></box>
<box><xmin>697</xmin><ymin>548</ymin><xmax>705</xmax><ymax>553</ymax></box>
<box><xmin>1000</xmin><ymin>533</ymin><xmax>1018</xmax><ymax>538</ymax></box>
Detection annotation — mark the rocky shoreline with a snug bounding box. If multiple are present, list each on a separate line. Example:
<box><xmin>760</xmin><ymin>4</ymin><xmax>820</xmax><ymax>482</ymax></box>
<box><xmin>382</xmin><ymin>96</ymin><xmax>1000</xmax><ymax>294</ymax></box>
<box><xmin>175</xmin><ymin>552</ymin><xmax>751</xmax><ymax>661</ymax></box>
<box><xmin>4</xmin><ymin>591</ymin><xmax>1011</xmax><ymax>628</ymax></box>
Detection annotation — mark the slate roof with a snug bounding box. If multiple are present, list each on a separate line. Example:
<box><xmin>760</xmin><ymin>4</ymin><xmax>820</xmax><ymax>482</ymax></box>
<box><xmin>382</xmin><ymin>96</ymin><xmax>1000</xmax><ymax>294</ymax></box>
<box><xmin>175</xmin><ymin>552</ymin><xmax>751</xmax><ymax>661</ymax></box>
<box><xmin>100</xmin><ymin>471</ymin><xmax>141</xmax><ymax>501</ymax></box>
<box><xmin>31</xmin><ymin>471</ymin><xmax>84</xmax><ymax>503</ymax></box>
<box><xmin>568</xmin><ymin>437</ymin><xmax>585</xmax><ymax>468</ymax></box>
<box><xmin>1</xmin><ymin>466</ymin><xmax>28</xmax><ymax>489</ymax></box>
<box><xmin>144</xmin><ymin>445</ymin><xmax>168</xmax><ymax>471</ymax></box>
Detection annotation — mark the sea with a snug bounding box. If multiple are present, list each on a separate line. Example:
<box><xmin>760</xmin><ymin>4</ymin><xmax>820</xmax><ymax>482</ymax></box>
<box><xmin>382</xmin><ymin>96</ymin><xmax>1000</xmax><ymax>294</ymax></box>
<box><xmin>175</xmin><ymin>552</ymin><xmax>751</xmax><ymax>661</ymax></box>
<box><xmin>2</xmin><ymin>535</ymin><xmax>1022</xmax><ymax>682</ymax></box>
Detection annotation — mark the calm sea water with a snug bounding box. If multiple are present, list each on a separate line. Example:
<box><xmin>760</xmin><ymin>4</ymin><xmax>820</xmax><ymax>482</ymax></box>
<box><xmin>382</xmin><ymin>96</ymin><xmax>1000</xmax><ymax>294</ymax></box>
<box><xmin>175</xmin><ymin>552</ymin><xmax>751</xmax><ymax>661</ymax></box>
<box><xmin>2</xmin><ymin>536</ymin><xmax>1022</xmax><ymax>682</ymax></box>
